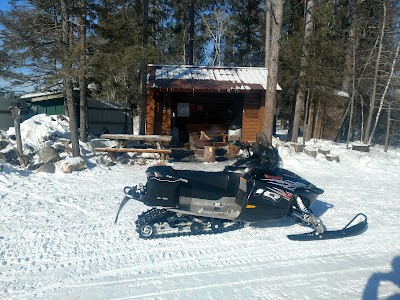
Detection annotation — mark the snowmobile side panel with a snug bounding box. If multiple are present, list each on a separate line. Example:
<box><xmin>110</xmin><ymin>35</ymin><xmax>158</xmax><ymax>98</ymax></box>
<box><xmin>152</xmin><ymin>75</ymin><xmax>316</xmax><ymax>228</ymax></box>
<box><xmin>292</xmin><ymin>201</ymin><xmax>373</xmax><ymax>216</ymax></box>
<box><xmin>237</xmin><ymin>181</ymin><xmax>292</xmax><ymax>222</ymax></box>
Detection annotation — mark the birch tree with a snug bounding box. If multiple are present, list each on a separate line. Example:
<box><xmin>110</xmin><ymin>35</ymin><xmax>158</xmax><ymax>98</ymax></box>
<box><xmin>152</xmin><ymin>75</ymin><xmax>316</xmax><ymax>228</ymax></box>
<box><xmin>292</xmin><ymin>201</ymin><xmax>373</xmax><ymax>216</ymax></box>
<box><xmin>368</xmin><ymin>45</ymin><xmax>399</xmax><ymax>144</ymax></box>
<box><xmin>363</xmin><ymin>1</ymin><xmax>386</xmax><ymax>143</ymax></box>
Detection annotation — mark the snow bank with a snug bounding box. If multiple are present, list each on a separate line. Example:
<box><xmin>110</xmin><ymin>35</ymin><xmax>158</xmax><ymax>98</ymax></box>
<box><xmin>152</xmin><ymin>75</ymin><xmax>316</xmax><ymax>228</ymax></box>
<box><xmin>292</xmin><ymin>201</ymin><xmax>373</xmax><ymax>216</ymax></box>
<box><xmin>7</xmin><ymin>114</ymin><xmax>70</xmax><ymax>152</ymax></box>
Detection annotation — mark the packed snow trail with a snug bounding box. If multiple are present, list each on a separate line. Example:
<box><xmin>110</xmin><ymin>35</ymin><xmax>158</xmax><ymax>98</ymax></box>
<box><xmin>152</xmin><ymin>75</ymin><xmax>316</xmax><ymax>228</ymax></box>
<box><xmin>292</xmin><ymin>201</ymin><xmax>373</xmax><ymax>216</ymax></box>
<box><xmin>1</xmin><ymin>144</ymin><xmax>400</xmax><ymax>299</ymax></box>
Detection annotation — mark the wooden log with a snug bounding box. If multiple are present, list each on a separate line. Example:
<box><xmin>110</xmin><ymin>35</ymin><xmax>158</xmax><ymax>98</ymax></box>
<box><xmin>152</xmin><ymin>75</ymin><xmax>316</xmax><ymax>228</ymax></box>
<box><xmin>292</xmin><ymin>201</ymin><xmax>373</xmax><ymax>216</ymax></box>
<box><xmin>291</xmin><ymin>143</ymin><xmax>304</xmax><ymax>153</ymax></box>
<box><xmin>94</xmin><ymin>148</ymin><xmax>171</xmax><ymax>154</ymax></box>
<box><xmin>304</xmin><ymin>148</ymin><xmax>317</xmax><ymax>158</ymax></box>
<box><xmin>326</xmin><ymin>154</ymin><xmax>340</xmax><ymax>162</ymax></box>
<box><xmin>212</xmin><ymin>142</ymin><xmax>226</xmax><ymax>148</ymax></box>
<box><xmin>100</xmin><ymin>134</ymin><xmax>172</xmax><ymax>142</ymax></box>
<box><xmin>189</xmin><ymin>132</ymin><xmax>200</xmax><ymax>150</ymax></box>
<box><xmin>194</xmin><ymin>149</ymin><xmax>204</xmax><ymax>159</ymax></box>
<box><xmin>318</xmin><ymin>148</ymin><xmax>330</xmax><ymax>155</ymax></box>
<box><xmin>204</xmin><ymin>146</ymin><xmax>216</xmax><ymax>163</ymax></box>
<box><xmin>351</xmin><ymin>144</ymin><xmax>370</xmax><ymax>152</ymax></box>
<box><xmin>227</xmin><ymin>143</ymin><xmax>240</xmax><ymax>157</ymax></box>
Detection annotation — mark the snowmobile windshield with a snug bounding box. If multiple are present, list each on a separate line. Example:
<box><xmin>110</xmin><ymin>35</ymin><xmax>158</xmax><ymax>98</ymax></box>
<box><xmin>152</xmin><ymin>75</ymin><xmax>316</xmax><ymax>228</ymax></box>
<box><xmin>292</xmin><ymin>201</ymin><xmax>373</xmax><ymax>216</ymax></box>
<box><xmin>252</xmin><ymin>133</ymin><xmax>271</xmax><ymax>157</ymax></box>
<box><xmin>256</xmin><ymin>133</ymin><xmax>271</xmax><ymax>148</ymax></box>
<box><xmin>252</xmin><ymin>133</ymin><xmax>280</xmax><ymax>170</ymax></box>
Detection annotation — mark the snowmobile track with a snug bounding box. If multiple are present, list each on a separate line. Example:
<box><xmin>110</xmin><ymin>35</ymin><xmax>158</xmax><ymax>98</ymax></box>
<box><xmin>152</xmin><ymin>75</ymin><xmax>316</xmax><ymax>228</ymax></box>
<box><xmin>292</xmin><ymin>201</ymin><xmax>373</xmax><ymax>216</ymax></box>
<box><xmin>135</xmin><ymin>208</ymin><xmax>246</xmax><ymax>239</ymax></box>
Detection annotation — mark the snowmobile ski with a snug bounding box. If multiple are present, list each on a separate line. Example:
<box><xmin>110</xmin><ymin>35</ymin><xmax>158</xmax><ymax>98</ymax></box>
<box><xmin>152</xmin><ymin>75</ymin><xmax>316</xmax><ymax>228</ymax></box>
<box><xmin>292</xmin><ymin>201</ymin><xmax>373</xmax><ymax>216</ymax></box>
<box><xmin>287</xmin><ymin>213</ymin><xmax>367</xmax><ymax>241</ymax></box>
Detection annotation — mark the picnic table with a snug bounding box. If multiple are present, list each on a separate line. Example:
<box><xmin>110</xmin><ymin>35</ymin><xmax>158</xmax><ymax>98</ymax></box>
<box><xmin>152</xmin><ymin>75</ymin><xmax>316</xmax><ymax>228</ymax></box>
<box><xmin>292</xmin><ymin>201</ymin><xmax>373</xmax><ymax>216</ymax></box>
<box><xmin>94</xmin><ymin>134</ymin><xmax>173</xmax><ymax>162</ymax></box>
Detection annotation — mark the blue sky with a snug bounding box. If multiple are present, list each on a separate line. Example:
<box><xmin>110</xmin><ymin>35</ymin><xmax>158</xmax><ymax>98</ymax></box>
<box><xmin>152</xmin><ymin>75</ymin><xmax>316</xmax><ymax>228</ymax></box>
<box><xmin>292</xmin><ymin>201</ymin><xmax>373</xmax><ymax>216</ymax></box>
<box><xmin>0</xmin><ymin>2</ymin><xmax>12</xmax><ymax>12</ymax></box>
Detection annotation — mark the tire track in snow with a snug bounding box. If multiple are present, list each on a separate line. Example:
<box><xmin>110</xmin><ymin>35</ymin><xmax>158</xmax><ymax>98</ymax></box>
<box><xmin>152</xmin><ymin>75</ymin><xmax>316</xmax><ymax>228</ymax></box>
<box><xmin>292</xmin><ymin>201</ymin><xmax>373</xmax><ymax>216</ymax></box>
<box><xmin>38</xmin><ymin>249</ymin><xmax>395</xmax><ymax>300</ymax></box>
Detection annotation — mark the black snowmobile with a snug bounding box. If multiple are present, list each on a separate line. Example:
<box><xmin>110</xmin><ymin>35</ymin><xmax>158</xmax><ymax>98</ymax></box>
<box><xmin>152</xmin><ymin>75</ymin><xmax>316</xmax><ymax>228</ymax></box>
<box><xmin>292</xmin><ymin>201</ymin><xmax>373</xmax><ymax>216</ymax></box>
<box><xmin>115</xmin><ymin>133</ymin><xmax>367</xmax><ymax>241</ymax></box>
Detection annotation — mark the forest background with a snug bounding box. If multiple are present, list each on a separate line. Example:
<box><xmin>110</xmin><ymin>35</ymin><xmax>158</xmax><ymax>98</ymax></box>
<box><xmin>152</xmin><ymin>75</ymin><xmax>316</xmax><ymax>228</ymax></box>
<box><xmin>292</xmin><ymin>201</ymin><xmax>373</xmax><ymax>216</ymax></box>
<box><xmin>0</xmin><ymin>0</ymin><xmax>399</xmax><ymax>156</ymax></box>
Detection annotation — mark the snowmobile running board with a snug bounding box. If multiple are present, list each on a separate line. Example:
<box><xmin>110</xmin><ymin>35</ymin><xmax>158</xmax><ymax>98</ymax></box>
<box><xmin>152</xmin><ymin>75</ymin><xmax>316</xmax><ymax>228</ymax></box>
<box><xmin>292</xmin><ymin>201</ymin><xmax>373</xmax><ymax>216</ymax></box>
<box><xmin>287</xmin><ymin>213</ymin><xmax>368</xmax><ymax>241</ymax></box>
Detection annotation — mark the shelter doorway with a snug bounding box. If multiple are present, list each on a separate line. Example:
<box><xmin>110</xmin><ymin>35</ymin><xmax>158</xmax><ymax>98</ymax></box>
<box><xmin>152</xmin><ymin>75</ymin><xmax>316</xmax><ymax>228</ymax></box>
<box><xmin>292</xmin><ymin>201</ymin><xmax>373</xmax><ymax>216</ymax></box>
<box><xmin>154</xmin><ymin>92</ymin><xmax>244</xmax><ymax>145</ymax></box>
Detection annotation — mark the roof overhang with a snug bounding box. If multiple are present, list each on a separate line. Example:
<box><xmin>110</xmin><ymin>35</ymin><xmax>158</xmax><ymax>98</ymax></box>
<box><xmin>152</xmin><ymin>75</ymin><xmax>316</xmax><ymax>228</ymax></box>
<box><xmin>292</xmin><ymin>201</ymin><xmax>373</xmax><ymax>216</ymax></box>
<box><xmin>147</xmin><ymin>65</ymin><xmax>282</xmax><ymax>93</ymax></box>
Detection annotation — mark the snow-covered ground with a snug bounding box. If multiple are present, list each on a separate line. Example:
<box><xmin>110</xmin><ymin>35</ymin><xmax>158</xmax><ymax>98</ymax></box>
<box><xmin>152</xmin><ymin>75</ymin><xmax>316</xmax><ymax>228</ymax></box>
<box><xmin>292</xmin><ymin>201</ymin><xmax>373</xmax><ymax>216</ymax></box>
<box><xmin>1</xmin><ymin>116</ymin><xmax>400</xmax><ymax>299</ymax></box>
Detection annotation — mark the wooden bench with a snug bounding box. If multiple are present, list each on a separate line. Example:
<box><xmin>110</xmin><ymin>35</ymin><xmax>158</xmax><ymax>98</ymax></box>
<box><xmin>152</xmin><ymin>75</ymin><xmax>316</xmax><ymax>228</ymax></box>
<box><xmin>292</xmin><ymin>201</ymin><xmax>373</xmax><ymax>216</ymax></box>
<box><xmin>94</xmin><ymin>134</ymin><xmax>172</xmax><ymax>162</ymax></box>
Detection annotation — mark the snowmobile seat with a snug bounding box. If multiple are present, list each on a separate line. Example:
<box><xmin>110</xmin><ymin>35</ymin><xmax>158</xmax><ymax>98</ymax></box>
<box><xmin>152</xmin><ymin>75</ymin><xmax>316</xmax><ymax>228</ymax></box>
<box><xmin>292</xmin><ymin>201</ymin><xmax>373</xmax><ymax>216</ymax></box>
<box><xmin>146</xmin><ymin>166</ymin><xmax>177</xmax><ymax>178</ymax></box>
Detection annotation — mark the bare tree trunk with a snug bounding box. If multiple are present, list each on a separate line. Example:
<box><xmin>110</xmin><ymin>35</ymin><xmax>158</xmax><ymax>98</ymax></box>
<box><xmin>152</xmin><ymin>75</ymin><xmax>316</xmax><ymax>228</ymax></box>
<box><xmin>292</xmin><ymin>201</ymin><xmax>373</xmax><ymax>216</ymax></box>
<box><xmin>368</xmin><ymin>44</ymin><xmax>399</xmax><ymax>144</ymax></box>
<box><xmin>78</xmin><ymin>0</ymin><xmax>88</xmax><ymax>143</ymax></box>
<box><xmin>264</xmin><ymin>0</ymin><xmax>271</xmax><ymax>68</ymax></box>
<box><xmin>336</xmin><ymin>35</ymin><xmax>379</xmax><ymax>142</ymax></box>
<box><xmin>60</xmin><ymin>0</ymin><xmax>80</xmax><ymax>157</ymax></box>
<box><xmin>139</xmin><ymin>0</ymin><xmax>149</xmax><ymax>135</ymax></box>
<box><xmin>364</xmin><ymin>1</ymin><xmax>386</xmax><ymax>143</ymax></box>
<box><xmin>346</xmin><ymin>28</ymin><xmax>357</xmax><ymax>149</ymax></box>
<box><xmin>201</xmin><ymin>8</ymin><xmax>229</xmax><ymax>66</ymax></box>
<box><xmin>291</xmin><ymin>0</ymin><xmax>314</xmax><ymax>143</ymax></box>
<box><xmin>187</xmin><ymin>0</ymin><xmax>194</xmax><ymax>65</ymax></box>
<box><xmin>262</xmin><ymin>0</ymin><xmax>284</xmax><ymax>143</ymax></box>
<box><xmin>384</xmin><ymin>103</ymin><xmax>391</xmax><ymax>152</ymax></box>
<box><xmin>302</xmin><ymin>89</ymin><xmax>311</xmax><ymax>145</ymax></box>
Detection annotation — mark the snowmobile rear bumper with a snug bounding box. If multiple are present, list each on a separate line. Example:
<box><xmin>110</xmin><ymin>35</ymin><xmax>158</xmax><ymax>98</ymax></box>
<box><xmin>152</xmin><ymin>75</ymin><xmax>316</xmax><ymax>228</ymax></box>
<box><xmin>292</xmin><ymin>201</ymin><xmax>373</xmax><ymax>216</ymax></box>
<box><xmin>287</xmin><ymin>213</ymin><xmax>368</xmax><ymax>241</ymax></box>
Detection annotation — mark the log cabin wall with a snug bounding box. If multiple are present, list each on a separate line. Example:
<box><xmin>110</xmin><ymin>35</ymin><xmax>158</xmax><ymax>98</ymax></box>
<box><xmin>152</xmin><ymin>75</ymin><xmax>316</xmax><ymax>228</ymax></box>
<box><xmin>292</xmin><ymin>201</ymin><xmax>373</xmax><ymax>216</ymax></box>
<box><xmin>242</xmin><ymin>91</ymin><xmax>263</xmax><ymax>142</ymax></box>
<box><xmin>145</xmin><ymin>90</ymin><xmax>156</xmax><ymax>135</ymax></box>
<box><xmin>146</xmin><ymin>90</ymin><xmax>172</xmax><ymax>135</ymax></box>
<box><xmin>147</xmin><ymin>89</ymin><xmax>268</xmax><ymax>143</ymax></box>
<box><xmin>305</xmin><ymin>96</ymin><xmax>345</xmax><ymax>141</ymax></box>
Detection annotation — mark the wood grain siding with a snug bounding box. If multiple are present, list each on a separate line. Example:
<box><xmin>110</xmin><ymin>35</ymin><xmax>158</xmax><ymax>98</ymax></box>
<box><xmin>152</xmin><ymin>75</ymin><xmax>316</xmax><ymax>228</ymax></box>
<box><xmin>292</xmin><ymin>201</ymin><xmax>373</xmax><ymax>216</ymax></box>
<box><xmin>146</xmin><ymin>90</ymin><xmax>155</xmax><ymax>135</ymax></box>
<box><xmin>242</xmin><ymin>92</ymin><xmax>262</xmax><ymax>142</ymax></box>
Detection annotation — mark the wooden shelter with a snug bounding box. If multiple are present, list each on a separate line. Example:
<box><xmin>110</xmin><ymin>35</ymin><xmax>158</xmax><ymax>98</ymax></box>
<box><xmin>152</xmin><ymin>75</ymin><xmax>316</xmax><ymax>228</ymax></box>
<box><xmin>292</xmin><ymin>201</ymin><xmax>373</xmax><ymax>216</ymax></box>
<box><xmin>146</xmin><ymin>65</ymin><xmax>281</xmax><ymax>145</ymax></box>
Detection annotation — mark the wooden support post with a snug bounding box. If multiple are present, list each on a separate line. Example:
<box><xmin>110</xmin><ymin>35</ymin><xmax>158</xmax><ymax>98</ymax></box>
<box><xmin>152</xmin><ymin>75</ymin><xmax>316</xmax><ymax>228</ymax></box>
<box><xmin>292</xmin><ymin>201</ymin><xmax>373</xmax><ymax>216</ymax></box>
<box><xmin>204</xmin><ymin>146</ymin><xmax>215</xmax><ymax>163</ymax></box>
<box><xmin>227</xmin><ymin>143</ymin><xmax>240</xmax><ymax>158</ymax></box>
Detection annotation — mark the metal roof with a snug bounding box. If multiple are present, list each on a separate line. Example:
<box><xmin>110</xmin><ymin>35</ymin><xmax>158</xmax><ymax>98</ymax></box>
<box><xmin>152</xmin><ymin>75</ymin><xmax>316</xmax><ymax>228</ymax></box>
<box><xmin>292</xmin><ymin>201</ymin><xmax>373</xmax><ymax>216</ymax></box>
<box><xmin>147</xmin><ymin>65</ymin><xmax>282</xmax><ymax>92</ymax></box>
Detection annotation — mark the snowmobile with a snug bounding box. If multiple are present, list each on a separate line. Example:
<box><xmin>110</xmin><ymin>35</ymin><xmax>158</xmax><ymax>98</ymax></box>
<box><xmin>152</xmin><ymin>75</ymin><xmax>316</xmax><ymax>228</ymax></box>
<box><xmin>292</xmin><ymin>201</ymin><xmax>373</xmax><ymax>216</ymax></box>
<box><xmin>115</xmin><ymin>133</ymin><xmax>367</xmax><ymax>241</ymax></box>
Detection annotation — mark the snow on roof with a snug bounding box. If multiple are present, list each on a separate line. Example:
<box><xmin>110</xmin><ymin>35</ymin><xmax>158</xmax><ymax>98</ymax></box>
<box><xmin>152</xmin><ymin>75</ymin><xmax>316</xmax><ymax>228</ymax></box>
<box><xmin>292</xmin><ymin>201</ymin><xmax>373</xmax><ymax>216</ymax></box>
<box><xmin>148</xmin><ymin>65</ymin><xmax>282</xmax><ymax>91</ymax></box>
<box><xmin>20</xmin><ymin>91</ymin><xmax>60</xmax><ymax>99</ymax></box>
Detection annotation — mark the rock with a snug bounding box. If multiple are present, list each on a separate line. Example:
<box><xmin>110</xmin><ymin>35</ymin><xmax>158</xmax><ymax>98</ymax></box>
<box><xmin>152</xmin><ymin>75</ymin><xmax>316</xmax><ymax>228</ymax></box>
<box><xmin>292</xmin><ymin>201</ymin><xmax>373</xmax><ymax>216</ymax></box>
<box><xmin>27</xmin><ymin>162</ymin><xmax>44</xmax><ymax>171</ymax></box>
<box><xmin>37</xmin><ymin>162</ymin><xmax>56</xmax><ymax>173</ymax></box>
<box><xmin>53</xmin><ymin>139</ymin><xmax>72</xmax><ymax>154</ymax></box>
<box><xmin>62</xmin><ymin>157</ymin><xmax>87</xmax><ymax>173</ymax></box>
<box><xmin>38</xmin><ymin>146</ymin><xmax>61</xmax><ymax>163</ymax></box>
<box><xmin>0</xmin><ymin>147</ymin><xmax>19</xmax><ymax>163</ymax></box>
<box><xmin>89</xmin><ymin>139</ymin><xmax>117</xmax><ymax>149</ymax></box>
<box><xmin>0</xmin><ymin>140</ymin><xmax>10</xmax><ymax>150</ymax></box>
